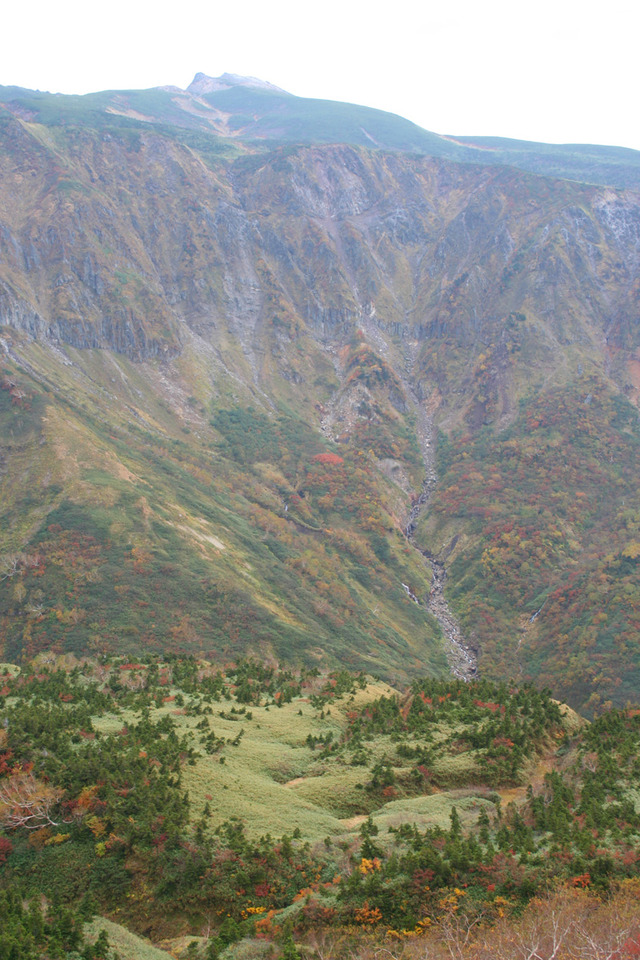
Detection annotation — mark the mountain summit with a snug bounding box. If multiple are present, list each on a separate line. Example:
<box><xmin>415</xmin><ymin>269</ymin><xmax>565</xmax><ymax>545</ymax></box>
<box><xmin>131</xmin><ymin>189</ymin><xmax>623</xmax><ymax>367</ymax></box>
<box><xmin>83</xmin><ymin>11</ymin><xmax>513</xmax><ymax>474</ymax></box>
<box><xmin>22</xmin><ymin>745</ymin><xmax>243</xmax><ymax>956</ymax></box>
<box><xmin>187</xmin><ymin>71</ymin><xmax>289</xmax><ymax>96</ymax></box>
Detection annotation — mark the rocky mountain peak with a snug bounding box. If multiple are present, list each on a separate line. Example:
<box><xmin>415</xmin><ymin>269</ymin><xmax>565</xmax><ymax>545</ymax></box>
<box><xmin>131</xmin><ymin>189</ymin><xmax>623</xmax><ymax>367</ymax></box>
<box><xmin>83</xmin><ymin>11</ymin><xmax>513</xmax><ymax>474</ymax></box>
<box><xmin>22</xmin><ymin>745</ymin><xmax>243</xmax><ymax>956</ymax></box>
<box><xmin>187</xmin><ymin>72</ymin><xmax>288</xmax><ymax>96</ymax></box>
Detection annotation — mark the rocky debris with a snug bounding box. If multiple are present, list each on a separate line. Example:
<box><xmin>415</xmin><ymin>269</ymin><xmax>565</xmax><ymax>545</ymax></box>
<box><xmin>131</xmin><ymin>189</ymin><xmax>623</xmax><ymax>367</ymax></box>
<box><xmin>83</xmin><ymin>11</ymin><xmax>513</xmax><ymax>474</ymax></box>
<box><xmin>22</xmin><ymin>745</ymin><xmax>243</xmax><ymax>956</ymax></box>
<box><xmin>405</xmin><ymin>485</ymin><xmax>478</xmax><ymax>680</ymax></box>
<box><xmin>423</xmin><ymin>555</ymin><xmax>477</xmax><ymax>680</ymax></box>
<box><xmin>187</xmin><ymin>72</ymin><xmax>288</xmax><ymax>96</ymax></box>
<box><xmin>400</xmin><ymin>366</ymin><xmax>478</xmax><ymax>680</ymax></box>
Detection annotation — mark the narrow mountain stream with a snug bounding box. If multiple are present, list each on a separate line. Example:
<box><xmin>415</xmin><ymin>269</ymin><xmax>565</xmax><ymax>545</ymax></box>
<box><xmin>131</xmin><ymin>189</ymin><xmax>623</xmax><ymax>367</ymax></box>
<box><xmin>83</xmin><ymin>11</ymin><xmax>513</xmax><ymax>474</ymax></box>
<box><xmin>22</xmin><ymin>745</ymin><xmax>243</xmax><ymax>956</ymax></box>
<box><xmin>403</xmin><ymin>402</ymin><xmax>478</xmax><ymax>680</ymax></box>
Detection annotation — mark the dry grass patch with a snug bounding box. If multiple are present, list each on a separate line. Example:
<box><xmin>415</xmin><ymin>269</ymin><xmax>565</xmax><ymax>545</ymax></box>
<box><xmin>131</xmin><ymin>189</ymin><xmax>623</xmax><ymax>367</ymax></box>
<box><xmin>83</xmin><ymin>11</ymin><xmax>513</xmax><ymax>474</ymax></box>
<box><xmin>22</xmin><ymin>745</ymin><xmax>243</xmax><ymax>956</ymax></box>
<box><xmin>85</xmin><ymin>917</ymin><xmax>173</xmax><ymax>960</ymax></box>
<box><xmin>0</xmin><ymin>663</ymin><xmax>20</xmax><ymax>677</ymax></box>
<box><xmin>373</xmin><ymin>791</ymin><xmax>496</xmax><ymax>834</ymax></box>
<box><xmin>178</xmin><ymin>695</ymin><xmax>360</xmax><ymax>839</ymax></box>
<box><xmin>431</xmin><ymin>750</ymin><xmax>479</xmax><ymax>785</ymax></box>
<box><xmin>284</xmin><ymin>765</ymin><xmax>371</xmax><ymax>818</ymax></box>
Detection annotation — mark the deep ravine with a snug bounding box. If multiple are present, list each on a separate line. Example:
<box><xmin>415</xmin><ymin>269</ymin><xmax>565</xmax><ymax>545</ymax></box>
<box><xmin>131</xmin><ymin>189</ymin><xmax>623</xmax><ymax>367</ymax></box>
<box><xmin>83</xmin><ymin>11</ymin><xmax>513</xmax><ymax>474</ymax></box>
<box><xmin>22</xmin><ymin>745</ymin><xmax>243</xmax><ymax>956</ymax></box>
<box><xmin>404</xmin><ymin>398</ymin><xmax>478</xmax><ymax>681</ymax></box>
<box><xmin>311</xmin><ymin>315</ymin><xmax>477</xmax><ymax>679</ymax></box>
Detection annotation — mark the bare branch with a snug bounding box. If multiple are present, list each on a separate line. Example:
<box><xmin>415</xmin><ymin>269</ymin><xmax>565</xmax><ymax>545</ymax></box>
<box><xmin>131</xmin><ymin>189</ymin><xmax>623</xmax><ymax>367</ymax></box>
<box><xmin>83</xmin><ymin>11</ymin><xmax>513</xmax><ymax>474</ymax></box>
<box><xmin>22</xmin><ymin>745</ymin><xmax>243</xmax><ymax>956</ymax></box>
<box><xmin>0</xmin><ymin>773</ymin><xmax>66</xmax><ymax>830</ymax></box>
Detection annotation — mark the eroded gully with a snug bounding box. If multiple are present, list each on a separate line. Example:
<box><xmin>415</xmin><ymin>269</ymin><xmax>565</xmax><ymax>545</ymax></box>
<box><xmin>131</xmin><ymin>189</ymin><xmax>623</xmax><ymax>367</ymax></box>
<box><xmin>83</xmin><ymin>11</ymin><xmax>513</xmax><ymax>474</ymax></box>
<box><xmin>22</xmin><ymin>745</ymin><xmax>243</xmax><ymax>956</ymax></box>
<box><xmin>318</xmin><ymin>322</ymin><xmax>477</xmax><ymax>679</ymax></box>
<box><xmin>403</xmin><ymin>398</ymin><xmax>478</xmax><ymax>681</ymax></box>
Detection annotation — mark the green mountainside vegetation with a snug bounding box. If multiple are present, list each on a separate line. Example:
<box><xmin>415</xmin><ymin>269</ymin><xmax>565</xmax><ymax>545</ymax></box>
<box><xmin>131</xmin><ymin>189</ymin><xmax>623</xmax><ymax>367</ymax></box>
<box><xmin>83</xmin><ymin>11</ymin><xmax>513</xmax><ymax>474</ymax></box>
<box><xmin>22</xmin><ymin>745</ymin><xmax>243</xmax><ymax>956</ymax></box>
<box><xmin>2</xmin><ymin>76</ymin><xmax>640</xmax><ymax>187</ymax></box>
<box><xmin>0</xmin><ymin>659</ymin><xmax>639</xmax><ymax>958</ymax></box>
<box><xmin>0</xmin><ymin>358</ymin><xmax>443</xmax><ymax>682</ymax></box>
<box><xmin>1</xmin><ymin>70</ymin><xmax>640</xmax><ymax>958</ymax></box>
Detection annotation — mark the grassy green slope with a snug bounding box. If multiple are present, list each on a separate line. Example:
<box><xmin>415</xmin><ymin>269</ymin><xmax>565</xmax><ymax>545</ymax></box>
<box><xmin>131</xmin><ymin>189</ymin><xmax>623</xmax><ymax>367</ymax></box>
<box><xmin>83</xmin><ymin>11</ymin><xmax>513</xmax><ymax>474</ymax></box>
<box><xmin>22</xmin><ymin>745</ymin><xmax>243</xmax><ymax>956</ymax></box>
<box><xmin>451</xmin><ymin>134</ymin><xmax>640</xmax><ymax>189</ymax></box>
<box><xmin>84</xmin><ymin>918</ymin><xmax>174</xmax><ymax>960</ymax></box>
<box><xmin>199</xmin><ymin>85</ymin><xmax>467</xmax><ymax>156</ymax></box>
<box><xmin>0</xmin><ymin>344</ymin><xmax>445</xmax><ymax>681</ymax></box>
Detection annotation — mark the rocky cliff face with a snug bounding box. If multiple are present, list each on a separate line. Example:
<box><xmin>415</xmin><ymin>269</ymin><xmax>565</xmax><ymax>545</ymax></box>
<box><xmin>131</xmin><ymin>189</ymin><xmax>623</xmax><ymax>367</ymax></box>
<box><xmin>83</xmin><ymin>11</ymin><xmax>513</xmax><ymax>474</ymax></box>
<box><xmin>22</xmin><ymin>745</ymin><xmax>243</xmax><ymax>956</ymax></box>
<box><xmin>2</xmin><ymin>119</ymin><xmax>639</xmax><ymax>387</ymax></box>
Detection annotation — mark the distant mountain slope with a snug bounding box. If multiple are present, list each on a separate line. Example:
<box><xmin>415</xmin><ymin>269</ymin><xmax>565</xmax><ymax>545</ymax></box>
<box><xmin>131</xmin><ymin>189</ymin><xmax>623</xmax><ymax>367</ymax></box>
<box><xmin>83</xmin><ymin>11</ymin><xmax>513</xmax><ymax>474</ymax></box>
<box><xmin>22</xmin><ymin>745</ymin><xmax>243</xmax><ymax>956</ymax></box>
<box><xmin>189</xmin><ymin>79</ymin><xmax>468</xmax><ymax>157</ymax></box>
<box><xmin>449</xmin><ymin>134</ymin><xmax>640</xmax><ymax>190</ymax></box>
<box><xmin>1</xmin><ymin>73</ymin><xmax>639</xmax><ymax>188</ymax></box>
<box><xmin>0</xmin><ymin>76</ymin><xmax>639</xmax><ymax>713</ymax></box>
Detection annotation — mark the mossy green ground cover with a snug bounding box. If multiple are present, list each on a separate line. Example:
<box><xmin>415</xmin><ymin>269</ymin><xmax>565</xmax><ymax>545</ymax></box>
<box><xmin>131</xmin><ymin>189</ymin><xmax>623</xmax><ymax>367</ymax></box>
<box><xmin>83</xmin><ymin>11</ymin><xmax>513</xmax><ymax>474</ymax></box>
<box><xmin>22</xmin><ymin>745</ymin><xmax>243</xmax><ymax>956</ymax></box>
<box><xmin>92</xmin><ymin>676</ymin><xmax>397</xmax><ymax>840</ymax></box>
<box><xmin>80</xmin><ymin>668</ymin><xmax>572</xmax><ymax>849</ymax></box>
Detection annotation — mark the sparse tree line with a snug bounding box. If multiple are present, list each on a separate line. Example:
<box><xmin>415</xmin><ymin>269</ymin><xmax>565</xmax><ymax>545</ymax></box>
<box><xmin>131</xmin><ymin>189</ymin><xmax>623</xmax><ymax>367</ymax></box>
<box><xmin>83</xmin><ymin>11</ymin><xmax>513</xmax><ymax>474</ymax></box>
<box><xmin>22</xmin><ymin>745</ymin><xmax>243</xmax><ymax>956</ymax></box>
<box><xmin>0</xmin><ymin>660</ymin><xmax>639</xmax><ymax>959</ymax></box>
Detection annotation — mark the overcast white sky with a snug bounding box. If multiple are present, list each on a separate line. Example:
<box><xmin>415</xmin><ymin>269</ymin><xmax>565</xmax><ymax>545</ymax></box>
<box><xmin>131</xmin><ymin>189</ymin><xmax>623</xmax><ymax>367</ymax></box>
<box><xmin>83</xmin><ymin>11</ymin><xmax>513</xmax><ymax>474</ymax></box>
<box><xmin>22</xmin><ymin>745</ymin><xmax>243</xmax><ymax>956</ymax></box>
<box><xmin>3</xmin><ymin>0</ymin><xmax>639</xmax><ymax>151</ymax></box>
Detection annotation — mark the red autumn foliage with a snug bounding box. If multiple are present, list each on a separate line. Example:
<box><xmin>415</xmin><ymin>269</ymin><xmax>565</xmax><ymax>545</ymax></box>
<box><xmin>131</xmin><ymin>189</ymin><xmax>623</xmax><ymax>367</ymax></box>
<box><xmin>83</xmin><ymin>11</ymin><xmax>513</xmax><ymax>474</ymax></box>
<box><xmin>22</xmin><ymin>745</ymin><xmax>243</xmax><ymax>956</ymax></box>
<box><xmin>0</xmin><ymin>751</ymin><xmax>14</xmax><ymax>776</ymax></box>
<box><xmin>572</xmin><ymin>873</ymin><xmax>591</xmax><ymax>887</ymax></box>
<box><xmin>0</xmin><ymin>836</ymin><xmax>13</xmax><ymax>863</ymax></box>
<box><xmin>474</xmin><ymin>699</ymin><xmax>505</xmax><ymax>713</ymax></box>
<box><xmin>311</xmin><ymin>453</ymin><xmax>344</xmax><ymax>465</ymax></box>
